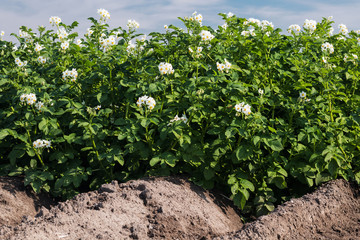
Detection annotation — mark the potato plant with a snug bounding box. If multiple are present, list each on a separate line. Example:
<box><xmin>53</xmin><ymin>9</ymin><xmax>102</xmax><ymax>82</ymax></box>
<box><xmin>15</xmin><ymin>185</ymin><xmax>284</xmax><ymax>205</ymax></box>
<box><xmin>0</xmin><ymin>10</ymin><xmax>359</xmax><ymax>216</ymax></box>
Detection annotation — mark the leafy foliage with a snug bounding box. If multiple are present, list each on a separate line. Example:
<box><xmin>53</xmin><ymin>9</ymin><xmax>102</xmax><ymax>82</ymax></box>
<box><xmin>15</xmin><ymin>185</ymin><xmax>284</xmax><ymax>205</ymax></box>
<box><xmin>1</xmin><ymin>13</ymin><xmax>360</xmax><ymax>216</ymax></box>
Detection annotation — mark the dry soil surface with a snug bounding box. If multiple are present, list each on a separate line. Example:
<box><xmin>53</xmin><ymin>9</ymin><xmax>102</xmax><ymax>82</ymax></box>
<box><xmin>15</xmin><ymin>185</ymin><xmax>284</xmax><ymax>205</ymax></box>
<box><xmin>0</xmin><ymin>175</ymin><xmax>359</xmax><ymax>240</ymax></box>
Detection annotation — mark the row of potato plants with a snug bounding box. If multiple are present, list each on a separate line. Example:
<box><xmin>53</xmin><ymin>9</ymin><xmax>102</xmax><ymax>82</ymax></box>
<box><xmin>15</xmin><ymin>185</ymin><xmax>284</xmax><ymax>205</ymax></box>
<box><xmin>0</xmin><ymin>10</ymin><xmax>360</xmax><ymax>216</ymax></box>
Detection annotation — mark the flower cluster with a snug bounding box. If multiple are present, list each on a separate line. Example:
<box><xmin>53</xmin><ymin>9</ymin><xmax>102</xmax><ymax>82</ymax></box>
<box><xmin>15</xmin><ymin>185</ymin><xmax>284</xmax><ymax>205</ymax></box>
<box><xmin>57</xmin><ymin>27</ymin><xmax>68</xmax><ymax>41</ymax></box>
<box><xmin>188</xmin><ymin>46</ymin><xmax>203</xmax><ymax>58</ymax></box>
<box><xmin>37</xmin><ymin>56</ymin><xmax>46</xmax><ymax>64</ymax></box>
<box><xmin>303</xmin><ymin>19</ymin><xmax>316</xmax><ymax>33</ymax></box>
<box><xmin>288</xmin><ymin>24</ymin><xmax>301</xmax><ymax>34</ymax></box>
<box><xmin>97</xmin><ymin>8</ymin><xmax>110</xmax><ymax>23</ymax></box>
<box><xmin>136</xmin><ymin>95</ymin><xmax>156</xmax><ymax>110</ymax></box>
<box><xmin>33</xmin><ymin>139</ymin><xmax>51</xmax><ymax>149</ymax></box>
<box><xmin>85</xmin><ymin>28</ymin><xmax>94</xmax><ymax>37</ymax></box>
<box><xmin>241</xmin><ymin>29</ymin><xmax>256</xmax><ymax>37</ymax></box>
<box><xmin>34</xmin><ymin>43</ymin><xmax>44</xmax><ymax>53</ymax></box>
<box><xmin>199</xmin><ymin>30</ymin><xmax>214</xmax><ymax>41</ymax></box>
<box><xmin>344</xmin><ymin>53</ymin><xmax>358</xmax><ymax>63</ymax></box>
<box><xmin>260</xmin><ymin>20</ymin><xmax>274</xmax><ymax>31</ymax></box>
<box><xmin>19</xmin><ymin>30</ymin><xmax>32</xmax><ymax>43</ymax></box>
<box><xmin>321</xmin><ymin>42</ymin><xmax>334</xmax><ymax>54</ymax></box>
<box><xmin>244</xmin><ymin>18</ymin><xmax>261</xmax><ymax>26</ymax></box>
<box><xmin>61</xmin><ymin>41</ymin><xmax>69</xmax><ymax>50</ymax></box>
<box><xmin>191</xmin><ymin>11</ymin><xmax>203</xmax><ymax>25</ymax></box>
<box><xmin>35</xmin><ymin>101</ymin><xmax>44</xmax><ymax>111</ymax></box>
<box><xmin>299</xmin><ymin>91</ymin><xmax>311</xmax><ymax>102</ymax></box>
<box><xmin>99</xmin><ymin>35</ymin><xmax>116</xmax><ymax>51</ymax></box>
<box><xmin>49</xmin><ymin>16</ymin><xmax>61</xmax><ymax>26</ymax></box>
<box><xmin>20</xmin><ymin>93</ymin><xmax>37</xmax><ymax>105</ymax></box>
<box><xmin>127</xmin><ymin>19</ymin><xmax>140</xmax><ymax>31</ymax></box>
<box><xmin>234</xmin><ymin>102</ymin><xmax>252</xmax><ymax>116</ymax></box>
<box><xmin>158</xmin><ymin>62</ymin><xmax>174</xmax><ymax>75</ymax></box>
<box><xmin>62</xmin><ymin>69</ymin><xmax>78</xmax><ymax>82</ymax></box>
<box><xmin>75</xmin><ymin>39</ymin><xmax>84</xmax><ymax>47</ymax></box>
<box><xmin>15</xmin><ymin>57</ymin><xmax>27</xmax><ymax>67</ymax></box>
<box><xmin>168</xmin><ymin>114</ymin><xmax>188</xmax><ymax>125</ymax></box>
<box><xmin>227</xmin><ymin>12</ymin><xmax>234</xmax><ymax>18</ymax></box>
<box><xmin>216</xmin><ymin>59</ymin><xmax>231</xmax><ymax>73</ymax></box>
<box><xmin>338</xmin><ymin>24</ymin><xmax>348</xmax><ymax>35</ymax></box>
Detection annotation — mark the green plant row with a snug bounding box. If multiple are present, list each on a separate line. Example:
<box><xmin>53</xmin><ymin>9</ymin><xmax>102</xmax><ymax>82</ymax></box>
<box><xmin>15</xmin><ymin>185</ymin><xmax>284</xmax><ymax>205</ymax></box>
<box><xmin>1</xmin><ymin>11</ymin><xmax>359</xmax><ymax>216</ymax></box>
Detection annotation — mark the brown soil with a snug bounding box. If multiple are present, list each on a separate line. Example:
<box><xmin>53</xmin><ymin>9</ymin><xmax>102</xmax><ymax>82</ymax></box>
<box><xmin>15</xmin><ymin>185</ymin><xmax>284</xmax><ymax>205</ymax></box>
<box><xmin>0</xmin><ymin>176</ymin><xmax>359</xmax><ymax>240</ymax></box>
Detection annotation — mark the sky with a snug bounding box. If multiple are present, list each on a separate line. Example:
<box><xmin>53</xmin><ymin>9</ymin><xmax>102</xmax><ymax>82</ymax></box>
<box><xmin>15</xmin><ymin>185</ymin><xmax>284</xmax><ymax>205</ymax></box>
<box><xmin>1</xmin><ymin>0</ymin><xmax>360</xmax><ymax>42</ymax></box>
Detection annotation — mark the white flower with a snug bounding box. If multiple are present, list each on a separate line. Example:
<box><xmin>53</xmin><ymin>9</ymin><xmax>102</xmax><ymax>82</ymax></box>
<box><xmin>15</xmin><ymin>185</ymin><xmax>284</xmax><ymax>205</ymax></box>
<box><xmin>20</xmin><ymin>93</ymin><xmax>36</xmax><ymax>105</ymax></box>
<box><xmin>288</xmin><ymin>24</ymin><xmax>301</xmax><ymax>34</ymax></box>
<box><xmin>127</xmin><ymin>19</ymin><xmax>140</xmax><ymax>31</ymax></box>
<box><xmin>261</xmin><ymin>20</ymin><xmax>274</xmax><ymax>31</ymax></box>
<box><xmin>245</xmin><ymin>18</ymin><xmax>261</xmax><ymax>27</ymax></box>
<box><xmin>62</xmin><ymin>68</ymin><xmax>78</xmax><ymax>82</ymax></box>
<box><xmin>126</xmin><ymin>40</ymin><xmax>136</xmax><ymax>54</ymax></box>
<box><xmin>303</xmin><ymin>19</ymin><xmax>316</xmax><ymax>33</ymax></box>
<box><xmin>49</xmin><ymin>16</ymin><xmax>61</xmax><ymax>26</ymax></box>
<box><xmin>35</xmin><ymin>101</ymin><xmax>44</xmax><ymax>111</ymax></box>
<box><xmin>94</xmin><ymin>105</ymin><xmax>101</xmax><ymax>110</ymax></box>
<box><xmin>0</xmin><ymin>31</ymin><xmax>4</xmax><ymax>40</ymax></box>
<box><xmin>85</xmin><ymin>28</ymin><xmax>94</xmax><ymax>37</ymax></box>
<box><xmin>338</xmin><ymin>24</ymin><xmax>348</xmax><ymax>35</ymax></box>
<box><xmin>97</xmin><ymin>8</ymin><xmax>110</xmax><ymax>23</ymax></box>
<box><xmin>137</xmin><ymin>95</ymin><xmax>156</xmax><ymax>110</ymax></box>
<box><xmin>234</xmin><ymin>102</ymin><xmax>245</xmax><ymax>113</ymax></box>
<box><xmin>33</xmin><ymin>139</ymin><xmax>51</xmax><ymax>149</ymax></box>
<box><xmin>57</xmin><ymin>27</ymin><xmax>68</xmax><ymax>41</ymax></box>
<box><xmin>15</xmin><ymin>57</ymin><xmax>27</xmax><ymax>67</ymax></box>
<box><xmin>227</xmin><ymin>12</ymin><xmax>234</xmax><ymax>18</ymax></box>
<box><xmin>61</xmin><ymin>40</ymin><xmax>69</xmax><ymax>50</ymax></box>
<box><xmin>217</xmin><ymin>59</ymin><xmax>231</xmax><ymax>73</ymax></box>
<box><xmin>299</xmin><ymin>91</ymin><xmax>306</xmax><ymax>98</ymax></box>
<box><xmin>192</xmin><ymin>12</ymin><xmax>203</xmax><ymax>25</ymax></box>
<box><xmin>75</xmin><ymin>39</ymin><xmax>84</xmax><ymax>47</ymax></box>
<box><xmin>321</xmin><ymin>42</ymin><xmax>334</xmax><ymax>54</ymax></box>
<box><xmin>242</xmin><ymin>104</ymin><xmax>251</xmax><ymax>116</ymax></box>
<box><xmin>258</xmin><ymin>89</ymin><xmax>264</xmax><ymax>95</ymax></box>
<box><xmin>199</xmin><ymin>30</ymin><xmax>214</xmax><ymax>42</ymax></box>
<box><xmin>328</xmin><ymin>27</ymin><xmax>334</xmax><ymax>36</ymax></box>
<box><xmin>158</xmin><ymin>62</ymin><xmax>174</xmax><ymax>75</ymax></box>
<box><xmin>168</xmin><ymin>114</ymin><xmax>188</xmax><ymax>125</ymax></box>
<box><xmin>37</xmin><ymin>56</ymin><xmax>46</xmax><ymax>64</ymax></box>
<box><xmin>322</xmin><ymin>56</ymin><xmax>327</xmax><ymax>63</ymax></box>
<box><xmin>99</xmin><ymin>35</ymin><xmax>117</xmax><ymax>51</ymax></box>
<box><xmin>34</xmin><ymin>43</ymin><xmax>44</xmax><ymax>53</ymax></box>
<box><xmin>164</xmin><ymin>25</ymin><xmax>168</xmax><ymax>31</ymax></box>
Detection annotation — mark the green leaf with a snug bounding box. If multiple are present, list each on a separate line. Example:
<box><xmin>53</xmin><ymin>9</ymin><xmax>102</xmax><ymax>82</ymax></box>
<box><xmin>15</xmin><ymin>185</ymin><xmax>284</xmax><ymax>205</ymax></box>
<box><xmin>8</xmin><ymin>149</ymin><xmax>25</xmax><ymax>165</ymax></box>
<box><xmin>114</xmin><ymin>155</ymin><xmax>124</xmax><ymax>166</ymax></box>
<box><xmin>163</xmin><ymin>152</ymin><xmax>176</xmax><ymax>167</ymax></box>
<box><xmin>30</xmin><ymin>159</ymin><xmax>37</xmax><ymax>168</ymax></box>
<box><xmin>0</xmin><ymin>129</ymin><xmax>9</xmax><ymax>140</ymax></box>
<box><xmin>253</xmin><ymin>136</ymin><xmax>261</xmax><ymax>146</ymax></box>
<box><xmin>204</xmin><ymin>167</ymin><xmax>215</xmax><ymax>180</ymax></box>
<box><xmin>328</xmin><ymin>158</ymin><xmax>338</xmax><ymax>177</ymax></box>
<box><xmin>267</xmin><ymin>139</ymin><xmax>283</xmax><ymax>151</ymax></box>
<box><xmin>150</xmin><ymin>156</ymin><xmax>161</xmax><ymax>166</ymax></box>
<box><xmin>268</xmin><ymin>126</ymin><xmax>277</xmax><ymax>133</ymax></box>
<box><xmin>240</xmin><ymin>179</ymin><xmax>255</xmax><ymax>191</ymax></box>
<box><xmin>235</xmin><ymin>144</ymin><xmax>253</xmax><ymax>161</ymax></box>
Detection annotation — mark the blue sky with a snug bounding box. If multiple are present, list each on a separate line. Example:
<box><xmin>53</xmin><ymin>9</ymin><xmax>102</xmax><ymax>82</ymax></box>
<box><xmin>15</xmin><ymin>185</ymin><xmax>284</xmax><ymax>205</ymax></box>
<box><xmin>1</xmin><ymin>0</ymin><xmax>360</xmax><ymax>41</ymax></box>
